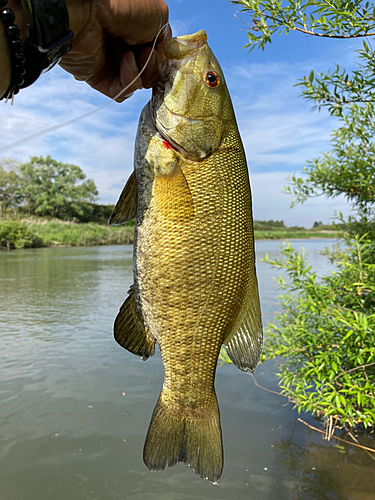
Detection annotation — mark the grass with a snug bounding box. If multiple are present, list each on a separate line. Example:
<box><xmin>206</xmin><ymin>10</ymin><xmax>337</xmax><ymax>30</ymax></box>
<box><xmin>0</xmin><ymin>216</ymin><xmax>133</xmax><ymax>249</ymax></box>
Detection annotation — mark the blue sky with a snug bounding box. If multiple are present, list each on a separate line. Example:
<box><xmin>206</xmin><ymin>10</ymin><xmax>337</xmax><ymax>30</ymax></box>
<box><xmin>0</xmin><ymin>0</ymin><xmax>359</xmax><ymax>226</ymax></box>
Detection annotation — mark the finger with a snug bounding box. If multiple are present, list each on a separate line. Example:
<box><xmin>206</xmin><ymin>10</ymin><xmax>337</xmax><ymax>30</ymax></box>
<box><xmin>87</xmin><ymin>51</ymin><xmax>142</xmax><ymax>102</ymax></box>
<box><xmin>136</xmin><ymin>23</ymin><xmax>172</xmax><ymax>89</ymax></box>
<box><xmin>98</xmin><ymin>0</ymin><xmax>169</xmax><ymax>45</ymax></box>
<box><xmin>117</xmin><ymin>51</ymin><xmax>143</xmax><ymax>100</ymax></box>
<box><xmin>137</xmin><ymin>47</ymin><xmax>158</xmax><ymax>89</ymax></box>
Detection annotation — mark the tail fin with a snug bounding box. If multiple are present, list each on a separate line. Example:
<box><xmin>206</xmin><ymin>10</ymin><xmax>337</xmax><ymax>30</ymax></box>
<box><xmin>143</xmin><ymin>391</ymin><xmax>223</xmax><ymax>482</ymax></box>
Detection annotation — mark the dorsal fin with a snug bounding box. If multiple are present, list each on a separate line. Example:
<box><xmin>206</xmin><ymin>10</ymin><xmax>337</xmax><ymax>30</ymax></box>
<box><xmin>109</xmin><ymin>171</ymin><xmax>138</xmax><ymax>226</ymax></box>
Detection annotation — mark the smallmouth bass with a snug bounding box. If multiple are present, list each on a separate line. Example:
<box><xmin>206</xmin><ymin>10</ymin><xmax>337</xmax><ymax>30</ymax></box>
<box><xmin>110</xmin><ymin>30</ymin><xmax>263</xmax><ymax>482</ymax></box>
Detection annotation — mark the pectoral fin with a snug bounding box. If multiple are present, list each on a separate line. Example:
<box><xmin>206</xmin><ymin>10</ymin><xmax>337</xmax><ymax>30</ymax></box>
<box><xmin>109</xmin><ymin>171</ymin><xmax>138</xmax><ymax>226</ymax></box>
<box><xmin>153</xmin><ymin>158</ymin><xmax>194</xmax><ymax>221</ymax></box>
<box><xmin>224</xmin><ymin>290</ymin><xmax>263</xmax><ymax>372</ymax></box>
<box><xmin>114</xmin><ymin>285</ymin><xmax>156</xmax><ymax>359</ymax></box>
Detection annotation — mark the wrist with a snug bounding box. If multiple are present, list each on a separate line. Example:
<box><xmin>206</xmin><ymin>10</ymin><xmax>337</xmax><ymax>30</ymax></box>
<box><xmin>65</xmin><ymin>0</ymin><xmax>91</xmax><ymax>41</ymax></box>
<box><xmin>8</xmin><ymin>0</ymin><xmax>28</xmax><ymax>39</ymax></box>
<box><xmin>2</xmin><ymin>0</ymin><xmax>76</xmax><ymax>101</ymax></box>
<box><xmin>0</xmin><ymin>18</ymin><xmax>11</xmax><ymax>97</ymax></box>
<box><xmin>0</xmin><ymin>0</ymin><xmax>28</xmax><ymax>99</ymax></box>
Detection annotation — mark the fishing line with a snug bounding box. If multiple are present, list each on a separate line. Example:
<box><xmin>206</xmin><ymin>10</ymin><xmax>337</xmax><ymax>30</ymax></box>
<box><xmin>0</xmin><ymin>20</ymin><xmax>187</xmax><ymax>155</ymax></box>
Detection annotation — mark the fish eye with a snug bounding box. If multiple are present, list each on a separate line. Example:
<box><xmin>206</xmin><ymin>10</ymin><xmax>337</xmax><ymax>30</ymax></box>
<box><xmin>204</xmin><ymin>71</ymin><xmax>220</xmax><ymax>88</ymax></box>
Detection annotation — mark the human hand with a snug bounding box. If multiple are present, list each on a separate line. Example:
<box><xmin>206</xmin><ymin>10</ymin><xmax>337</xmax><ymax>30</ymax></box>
<box><xmin>61</xmin><ymin>0</ymin><xmax>169</xmax><ymax>102</ymax></box>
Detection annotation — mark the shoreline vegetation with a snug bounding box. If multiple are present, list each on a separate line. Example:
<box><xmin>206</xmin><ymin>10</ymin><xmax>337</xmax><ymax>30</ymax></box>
<box><xmin>0</xmin><ymin>217</ymin><xmax>133</xmax><ymax>250</ymax></box>
<box><xmin>0</xmin><ymin>216</ymin><xmax>341</xmax><ymax>250</ymax></box>
<box><xmin>0</xmin><ymin>156</ymin><xmax>341</xmax><ymax>250</ymax></box>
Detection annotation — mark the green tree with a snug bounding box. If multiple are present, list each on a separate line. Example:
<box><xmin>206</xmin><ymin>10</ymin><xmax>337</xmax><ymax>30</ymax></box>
<box><xmin>0</xmin><ymin>158</ymin><xmax>23</xmax><ymax>214</ymax></box>
<box><xmin>18</xmin><ymin>156</ymin><xmax>98</xmax><ymax>219</ymax></box>
<box><xmin>230</xmin><ymin>0</ymin><xmax>375</xmax><ymax>431</ymax></box>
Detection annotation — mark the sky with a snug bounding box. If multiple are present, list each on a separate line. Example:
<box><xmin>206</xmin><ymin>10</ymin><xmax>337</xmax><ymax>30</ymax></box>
<box><xmin>0</xmin><ymin>0</ymin><xmax>360</xmax><ymax>227</ymax></box>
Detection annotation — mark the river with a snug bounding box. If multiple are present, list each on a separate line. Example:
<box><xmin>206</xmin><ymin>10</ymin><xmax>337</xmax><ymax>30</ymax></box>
<box><xmin>0</xmin><ymin>240</ymin><xmax>374</xmax><ymax>500</ymax></box>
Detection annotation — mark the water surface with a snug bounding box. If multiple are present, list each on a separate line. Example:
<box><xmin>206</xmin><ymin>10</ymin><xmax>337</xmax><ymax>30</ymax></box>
<box><xmin>0</xmin><ymin>240</ymin><xmax>374</xmax><ymax>500</ymax></box>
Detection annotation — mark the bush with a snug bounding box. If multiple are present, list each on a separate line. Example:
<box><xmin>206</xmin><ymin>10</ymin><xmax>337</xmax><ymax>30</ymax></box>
<box><xmin>74</xmin><ymin>203</ymin><xmax>115</xmax><ymax>224</ymax></box>
<box><xmin>232</xmin><ymin>0</ymin><xmax>375</xmax><ymax>436</ymax></box>
<box><xmin>262</xmin><ymin>237</ymin><xmax>375</xmax><ymax>430</ymax></box>
<box><xmin>0</xmin><ymin>221</ymin><xmax>38</xmax><ymax>249</ymax></box>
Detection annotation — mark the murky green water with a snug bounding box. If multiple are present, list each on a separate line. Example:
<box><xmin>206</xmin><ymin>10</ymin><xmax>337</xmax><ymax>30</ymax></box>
<box><xmin>0</xmin><ymin>240</ymin><xmax>374</xmax><ymax>500</ymax></box>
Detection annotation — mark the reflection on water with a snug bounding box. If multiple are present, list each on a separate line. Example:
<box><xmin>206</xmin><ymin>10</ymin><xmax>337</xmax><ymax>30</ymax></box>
<box><xmin>273</xmin><ymin>423</ymin><xmax>375</xmax><ymax>500</ymax></box>
<box><xmin>0</xmin><ymin>241</ymin><xmax>374</xmax><ymax>500</ymax></box>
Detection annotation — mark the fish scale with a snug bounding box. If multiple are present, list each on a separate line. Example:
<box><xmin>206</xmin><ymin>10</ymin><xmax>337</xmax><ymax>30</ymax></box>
<box><xmin>109</xmin><ymin>30</ymin><xmax>262</xmax><ymax>482</ymax></box>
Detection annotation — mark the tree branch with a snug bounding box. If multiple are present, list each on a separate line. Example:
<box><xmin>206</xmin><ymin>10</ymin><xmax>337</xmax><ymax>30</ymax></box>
<box><xmin>298</xmin><ymin>418</ymin><xmax>375</xmax><ymax>453</ymax></box>
<box><xmin>237</xmin><ymin>11</ymin><xmax>375</xmax><ymax>39</ymax></box>
<box><xmin>332</xmin><ymin>361</ymin><xmax>375</xmax><ymax>384</ymax></box>
<box><xmin>291</xmin><ymin>25</ymin><xmax>375</xmax><ymax>38</ymax></box>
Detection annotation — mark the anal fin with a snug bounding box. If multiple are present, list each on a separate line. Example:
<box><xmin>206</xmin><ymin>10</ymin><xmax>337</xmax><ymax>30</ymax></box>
<box><xmin>224</xmin><ymin>286</ymin><xmax>263</xmax><ymax>372</ymax></box>
<box><xmin>109</xmin><ymin>171</ymin><xmax>138</xmax><ymax>226</ymax></box>
<box><xmin>114</xmin><ymin>285</ymin><xmax>155</xmax><ymax>359</ymax></box>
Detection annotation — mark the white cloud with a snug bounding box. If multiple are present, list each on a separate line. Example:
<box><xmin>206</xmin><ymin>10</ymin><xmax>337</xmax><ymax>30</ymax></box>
<box><xmin>240</xmin><ymin>110</ymin><xmax>333</xmax><ymax>170</ymax></box>
<box><xmin>0</xmin><ymin>44</ymin><xmax>355</xmax><ymax>222</ymax></box>
<box><xmin>225</xmin><ymin>59</ymin><xmax>339</xmax><ymax>171</ymax></box>
<box><xmin>0</xmin><ymin>67</ymin><xmax>152</xmax><ymax>204</ymax></box>
<box><xmin>250</xmin><ymin>171</ymin><xmax>352</xmax><ymax>227</ymax></box>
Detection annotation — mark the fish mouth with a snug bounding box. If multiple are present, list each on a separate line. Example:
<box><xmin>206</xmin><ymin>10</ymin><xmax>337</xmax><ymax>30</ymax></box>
<box><xmin>164</xmin><ymin>30</ymin><xmax>207</xmax><ymax>60</ymax></box>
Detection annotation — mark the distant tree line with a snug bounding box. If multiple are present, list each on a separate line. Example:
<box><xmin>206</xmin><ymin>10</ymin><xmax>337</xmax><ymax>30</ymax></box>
<box><xmin>254</xmin><ymin>220</ymin><xmax>341</xmax><ymax>231</ymax></box>
<box><xmin>0</xmin><ymin>156</ymin><xmax>114</xmax><ymax>224</ymax></box>
<box><xmin>253</xmin><ymin>219</ymin><xmax>286</xmax><ymax>230</ymax></box>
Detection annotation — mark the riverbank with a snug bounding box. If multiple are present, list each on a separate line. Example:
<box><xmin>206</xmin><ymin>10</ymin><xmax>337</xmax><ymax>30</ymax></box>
<box><xmin>0</xmin><ymin>218</ymin><xmax>134</xmax><ymax>250</ymax></box>
<box><xmin>253</xmin><ymin>229</ymin><xmax>339</xmax><ymax>239</ymax></box>
<box><xmin>0</xmin><ymin>217</ymin><xmax>340</xmax><ymax>250</ymax></box>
